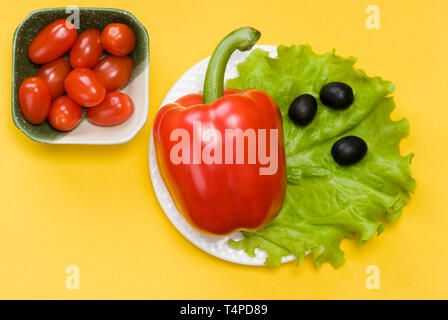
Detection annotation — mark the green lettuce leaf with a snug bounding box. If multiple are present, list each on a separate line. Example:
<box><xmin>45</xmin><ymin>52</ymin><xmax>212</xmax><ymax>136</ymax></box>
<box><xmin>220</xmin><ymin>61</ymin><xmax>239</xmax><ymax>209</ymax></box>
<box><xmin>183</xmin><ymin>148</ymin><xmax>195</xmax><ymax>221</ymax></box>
<box><xmin>226</xmin><ymin>45</ymin><xmax>416</xmax><ymax>267</ymax></box>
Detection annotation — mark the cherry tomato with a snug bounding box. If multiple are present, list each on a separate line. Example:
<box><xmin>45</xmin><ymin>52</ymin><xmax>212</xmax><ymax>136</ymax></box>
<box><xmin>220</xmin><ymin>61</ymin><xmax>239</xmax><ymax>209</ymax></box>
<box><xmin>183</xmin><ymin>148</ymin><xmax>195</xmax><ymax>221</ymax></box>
<box><xmin>28</xmin><ymin>18</ymin><xmax>78</xmax><ymax>64</ymax></box>
<box><xmin>36</xmin><ymin>58</ymin><xmax>71</xmax><ymax>101</ymax></box>
<box><xmin>69</xmin><ymin>29</ymin><xmax>103</xmax><ymax>69</ymax></box>
<box><xmin>18</xmin><ymin>77</ymin><xmax>51</xmax><ymax>124</ymax></box>
<box><xmin>48</xmin><ymin>96</ymin><xmax>83</xmax><ymax>131</ymax></box>
<box><xmin>93</xmin><ymin>56</ymin><xmax>133</xmax><ymax>91</ymax></box>
<box><xmin>87</xmin><ymin>92</ymin><xmax>134</xmax><ymax>126</ymax></box>
<box><xmin>64</xmin><ymin>68</ymin><xmax>106</xmax><ymax>107</ymax></box>
<box><xmin>100</xmin><ymin>23</ymin><xmax>136</xmax><ymax>56</ymax></box>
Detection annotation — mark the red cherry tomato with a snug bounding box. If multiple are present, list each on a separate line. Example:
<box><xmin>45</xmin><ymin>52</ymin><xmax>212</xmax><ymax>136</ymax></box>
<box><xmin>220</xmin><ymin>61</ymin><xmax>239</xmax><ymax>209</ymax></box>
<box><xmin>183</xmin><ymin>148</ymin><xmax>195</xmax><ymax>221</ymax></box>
<box><xmin>69</xmin><ymin>29</ymin><xmax>103</xmax><ymax>68</ymax></box>
<box><xmin>86</xmin><ymin>92</ymin><xmax>134</xmax><ymax>126</ymax></box>
<box><xmin>18</xmin><ymin>77</ymin><xmax>51</xmax><ymax>124</ymax></box>
<box><xmin>48</xmin><ymin>96</ymin><xmax>83</xmax><ymax>131</ymax></box>
<box><xmin>64</xmin><ymin>68</ymin><xmax>106</xmax><ymax>107</ymax></box>
<box><xmin>36</xmin><ymin>58</ymin><xmax>71</xmax><ymax>101</ymax></box>
<box><xmin>28</xmin><ymin>18</ymin><xmax>78</xmax><ymax>64</ymax></box>
<box><xmin>93</xmin><ymin>56</ymin><xmax>133</xmax><ymax>92</ymax></box>
<box><xmin>100</xmin><ymin>23</ymin><xmax>136</xmax><ymax>56</ymax></box>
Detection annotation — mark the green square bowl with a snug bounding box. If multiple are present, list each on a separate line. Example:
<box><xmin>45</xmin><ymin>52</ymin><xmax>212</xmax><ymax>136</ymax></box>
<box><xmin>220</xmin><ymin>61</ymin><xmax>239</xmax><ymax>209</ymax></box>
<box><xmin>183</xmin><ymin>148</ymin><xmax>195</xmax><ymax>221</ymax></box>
<box><xmin>12</xmin><ymin>8</ymin><xmax>149</xmax><ymax>144</ymax></box>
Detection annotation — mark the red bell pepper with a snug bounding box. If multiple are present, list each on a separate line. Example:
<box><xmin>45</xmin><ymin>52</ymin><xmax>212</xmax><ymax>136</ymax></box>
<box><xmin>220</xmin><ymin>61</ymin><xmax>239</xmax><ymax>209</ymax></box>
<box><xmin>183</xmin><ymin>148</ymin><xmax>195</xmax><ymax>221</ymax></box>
<box><xmin>153</xmin><ymin>27</ymin><xmax>286</xmax><ymax>236</ymax></box>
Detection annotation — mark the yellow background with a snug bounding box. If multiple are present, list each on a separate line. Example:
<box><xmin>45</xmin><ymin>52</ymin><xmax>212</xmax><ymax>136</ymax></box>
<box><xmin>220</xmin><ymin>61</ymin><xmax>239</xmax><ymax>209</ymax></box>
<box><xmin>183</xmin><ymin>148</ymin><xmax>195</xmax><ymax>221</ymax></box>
<box><xmin>1</xmin><ymin>0</ymin><xmax>447</xmax><ymax>299</ymax></box>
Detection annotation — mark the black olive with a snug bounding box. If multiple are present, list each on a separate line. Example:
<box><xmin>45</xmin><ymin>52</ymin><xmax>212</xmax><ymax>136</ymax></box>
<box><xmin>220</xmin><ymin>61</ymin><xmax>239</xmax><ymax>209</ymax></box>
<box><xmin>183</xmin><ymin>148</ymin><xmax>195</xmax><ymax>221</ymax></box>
<box><xmin>331</xmin><ymin>136</ymin><xmax>367</xmax><ymax>166</ymax></box>
<box><xmin>320</xmin><ymin>82</ymin><xmax>354</xmax><ymax>110</ymax></box>
<box><xmin>288</xmin><ymin>94</ymin><xmax>317</xmax><ymax>126</ymax></box>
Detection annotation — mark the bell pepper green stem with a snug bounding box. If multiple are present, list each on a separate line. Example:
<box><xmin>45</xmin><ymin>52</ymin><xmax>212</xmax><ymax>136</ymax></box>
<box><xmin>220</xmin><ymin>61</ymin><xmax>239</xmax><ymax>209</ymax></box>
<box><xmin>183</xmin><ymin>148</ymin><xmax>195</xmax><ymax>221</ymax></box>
<box><xmin>203</xmin><ymin>27</ymin><xmax>261</xmax><ymax>104</ymax></box>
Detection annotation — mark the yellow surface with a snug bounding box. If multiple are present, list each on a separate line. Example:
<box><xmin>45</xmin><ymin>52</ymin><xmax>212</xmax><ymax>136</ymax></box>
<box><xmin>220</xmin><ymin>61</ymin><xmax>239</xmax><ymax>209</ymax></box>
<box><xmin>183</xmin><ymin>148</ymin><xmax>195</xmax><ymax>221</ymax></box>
<box><xmin>0</xmin><ymin>0</ymin><xmax>447</xmax><ymax>299</ymax></box>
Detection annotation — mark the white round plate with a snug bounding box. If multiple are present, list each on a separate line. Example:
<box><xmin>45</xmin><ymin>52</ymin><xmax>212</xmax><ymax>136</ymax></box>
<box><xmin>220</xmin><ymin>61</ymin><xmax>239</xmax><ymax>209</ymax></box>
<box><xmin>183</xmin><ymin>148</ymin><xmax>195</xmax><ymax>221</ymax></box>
<box><xmin>149</xmin><ymin>45</ymin><xmax>296</xmax><ymax>265</ymax></box>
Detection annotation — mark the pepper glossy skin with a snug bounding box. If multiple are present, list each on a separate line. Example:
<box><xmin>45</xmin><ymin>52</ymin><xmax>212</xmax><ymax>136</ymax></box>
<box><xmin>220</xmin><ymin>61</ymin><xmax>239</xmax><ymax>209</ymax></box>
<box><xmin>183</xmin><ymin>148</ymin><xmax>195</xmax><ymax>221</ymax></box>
<box><xmin>153</xmin><ymin>89</ymin><xmax>286</xmax><ymax>235</ymax></box>
<box><xmin>153</xmin><ymin>27</ymin><xmax>286</xmax><ymax>236</ymax></box>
